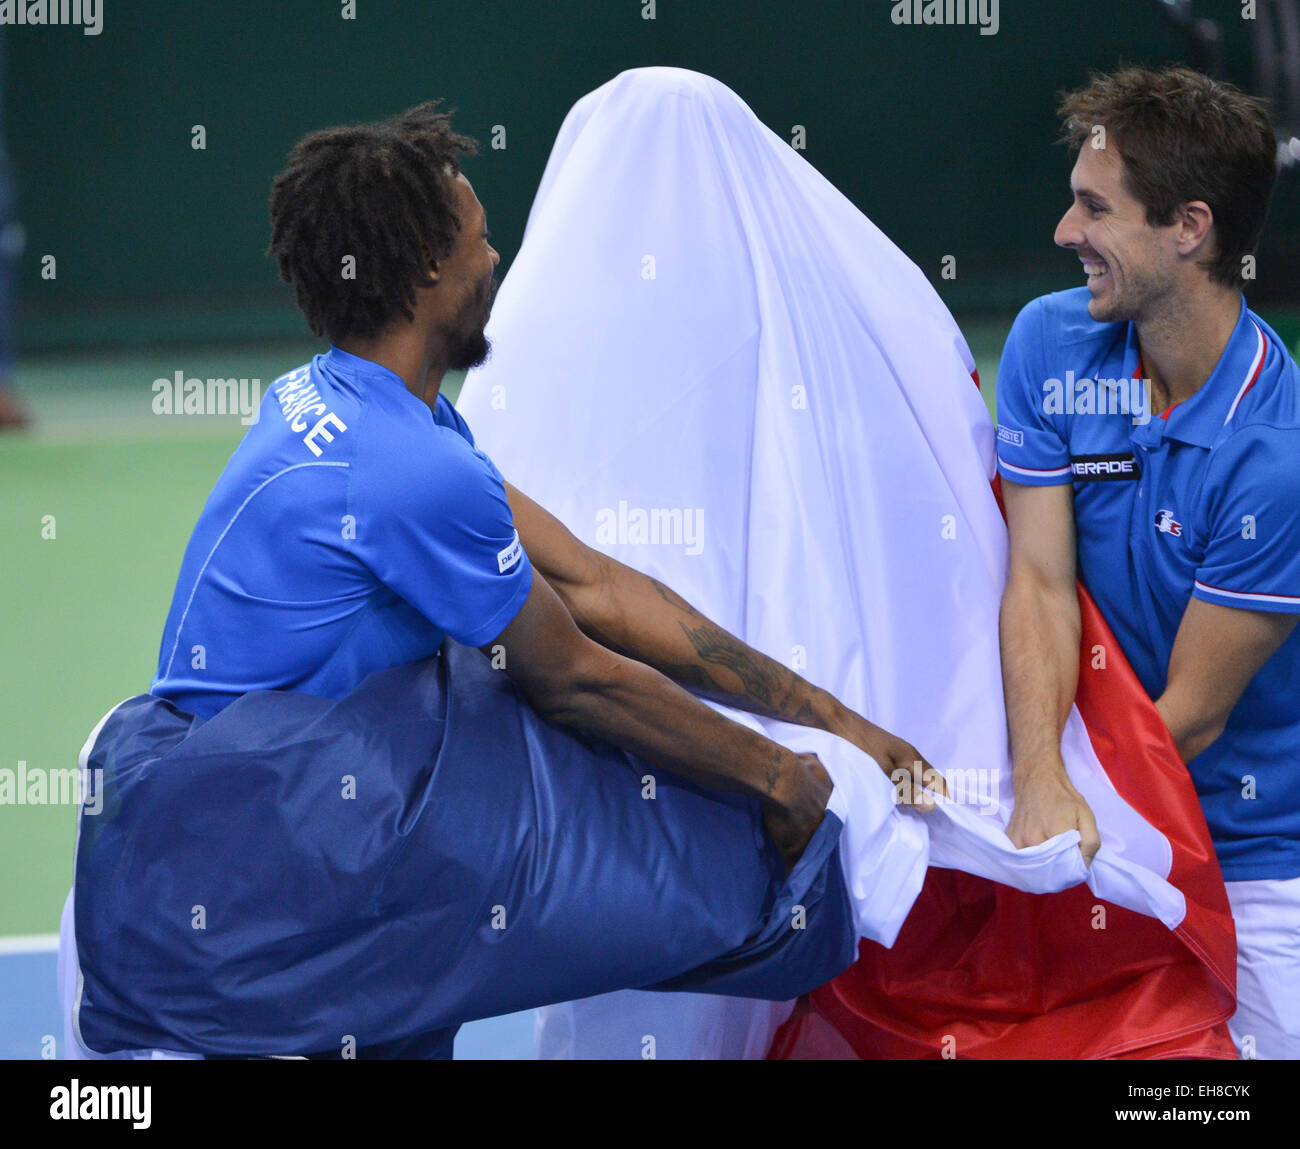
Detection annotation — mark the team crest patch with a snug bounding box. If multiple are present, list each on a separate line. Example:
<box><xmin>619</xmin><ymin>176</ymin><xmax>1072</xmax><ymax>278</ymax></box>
<box><xmin>1154</xmin><ymin>509</ymin><xmax>1183</xmax><ymax>537</ymax></box>
<box><xmin>497</xmin><ymin>530</ymin><xmax>523</xmax><ymax>573</ymax></box>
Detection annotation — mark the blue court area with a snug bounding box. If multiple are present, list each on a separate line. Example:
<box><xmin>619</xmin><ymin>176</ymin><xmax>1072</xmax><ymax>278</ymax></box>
<box><xmin>0</xmin><ymin>945</ymin><xmax>535</xmax><ymax>1060</ymax></box>
<box><xmin>0</xmin><ymin>947</ymin><xmax>59</xmax><ymax>1061</ymax></box>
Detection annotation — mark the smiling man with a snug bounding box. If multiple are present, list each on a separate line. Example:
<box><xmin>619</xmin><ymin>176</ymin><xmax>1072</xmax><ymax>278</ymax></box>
<box><xmin>995</xmin><ymin>66</ymin><xmax>1300</xmax><ymax>1058</ymax></box>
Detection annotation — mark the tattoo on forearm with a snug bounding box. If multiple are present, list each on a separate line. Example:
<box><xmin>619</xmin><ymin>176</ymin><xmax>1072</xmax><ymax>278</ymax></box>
<box><xmin>648</xmin><ymin>579</ymin><xmax>826</xmax><ymax>727</ymax></box>
<box><xmin>677</xmin><ymin>620</ymin><xmax>786</xmax><ymax>708</ymax></box>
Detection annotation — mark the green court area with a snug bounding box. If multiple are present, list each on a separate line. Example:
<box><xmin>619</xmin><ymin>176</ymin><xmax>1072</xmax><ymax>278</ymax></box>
<box><xmin>0</xmin><ymin>341</ymin><xmax>321</xmax><ymax>935</ymax></box>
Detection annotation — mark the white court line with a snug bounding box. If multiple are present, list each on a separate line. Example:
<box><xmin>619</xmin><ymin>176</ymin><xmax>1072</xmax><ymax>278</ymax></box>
<box><xmin>0</xmin><ymin>934</ymin><xmax>59</xmax><ymax>955</ymax></box>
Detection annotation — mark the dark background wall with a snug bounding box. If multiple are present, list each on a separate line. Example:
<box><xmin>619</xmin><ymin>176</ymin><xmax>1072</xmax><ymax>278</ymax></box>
<box><xmin>8</xmin><ymin>0</ymin><xmax>1297</xmax><ymax>349</ymax></box>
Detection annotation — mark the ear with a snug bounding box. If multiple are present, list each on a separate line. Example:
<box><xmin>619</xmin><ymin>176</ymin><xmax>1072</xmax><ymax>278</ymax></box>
<box><xmin>420</xmin><ymin>242</ymin><xmax>441</xmax><ymax>283</ymax></box>
<box><xmin>1176</xmin><ymin>200</ymin><xmax>1215</xmax><ymax>258</ymax></box>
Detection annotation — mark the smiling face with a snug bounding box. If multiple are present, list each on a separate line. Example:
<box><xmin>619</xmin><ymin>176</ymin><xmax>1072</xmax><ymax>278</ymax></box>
<box><xmin>435</xmin><ymin>171</ymin><xmax>501</xmax><ymax>370</ymax></box>
<box><xmin>1054</xmin><ymin>142</ymin><xmax>1183</xmax><ymax>325</ymax></box>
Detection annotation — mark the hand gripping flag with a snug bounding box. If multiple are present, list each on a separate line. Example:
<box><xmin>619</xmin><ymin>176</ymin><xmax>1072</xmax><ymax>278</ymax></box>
<box><xmin>456</xmin><ymin>67</ymin><xmax>1237</xmax><ymax>1060</ymax></box>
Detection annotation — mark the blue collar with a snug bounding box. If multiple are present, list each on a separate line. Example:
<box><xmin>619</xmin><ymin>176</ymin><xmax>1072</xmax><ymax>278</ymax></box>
<box><xmin>1129</xmin><ymin>298</ymin><xmax>1268</xmax><ymax>449</ymax></box>
<box><xmin>324</xmin><ymin>345</ymin><xmax>420</xmax><ymax>401</ymax></box>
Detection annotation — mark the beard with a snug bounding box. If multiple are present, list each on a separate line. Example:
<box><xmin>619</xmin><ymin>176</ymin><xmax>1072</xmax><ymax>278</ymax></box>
<box><xmin>446</xmin><ymin>275</ymin><xmax>498</xmax><ymax>371</ymax></box>
<box><xmin>1085</xmin><ymin>252</ymin><xmax>1176</xmax><ymax>327</ymax></box>
<box><xmin>1087</xmin><ymin>293</ymin><xmax>1129</xmax><ymax>325</ymax></box>
<box><xmin>446</xmin><ymin>325</ymin><xmax>491</xmax><ymax>371</ymax></box>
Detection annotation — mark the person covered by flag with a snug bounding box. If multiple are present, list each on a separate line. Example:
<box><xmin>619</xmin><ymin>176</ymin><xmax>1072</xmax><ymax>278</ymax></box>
<box><xmin>60</xmin><ymin>100</ymin><xmax>948</xmax><ymax>1060</ymax></box>
<box><xmin>996</xmin><ymin>65</ymin><xmax>1300</xmax><ymax>1058</ymax></box>
<box><xmin>455</xmin><ymin>65</ymin><xmax>1237</xmax><ymax>1060</ymax></box>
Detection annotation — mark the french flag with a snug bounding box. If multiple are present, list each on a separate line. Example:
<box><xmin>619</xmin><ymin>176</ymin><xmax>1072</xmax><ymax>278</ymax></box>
<box><xmin>458</xmin><ymin>66</ymin><xmax>1237</xmax><ymax>1059</ymax></box>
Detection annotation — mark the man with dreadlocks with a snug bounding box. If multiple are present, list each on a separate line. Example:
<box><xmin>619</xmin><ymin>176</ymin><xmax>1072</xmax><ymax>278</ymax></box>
<box><xmin>59</xmin><ymin>101</ymin><xmax>940</xmax><ymax>1059</ymax></box>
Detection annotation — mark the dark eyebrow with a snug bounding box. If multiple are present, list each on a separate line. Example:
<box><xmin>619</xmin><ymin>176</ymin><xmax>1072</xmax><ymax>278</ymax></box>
<box><xmin>1072</xmin><ymin>185</ymin><xmax>1111</xmax><ymax>209</ymax></box>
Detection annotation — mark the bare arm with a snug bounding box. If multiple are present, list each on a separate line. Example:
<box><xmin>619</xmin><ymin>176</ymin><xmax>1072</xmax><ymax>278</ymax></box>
<box><xmin>483</xmin><ymin>565</ymin><xmax>831</xmax><ymax>868</ymax></box>
<box><xmin>1156</xmin><ymin>598</ymin><xmax>1297</xmax><ymax>762</ymax></box>
<box><xmin>999</xmin><ymin>479</ymin><xmax>1100</xmax><ymax>861</ymax></box>
<box><xmin>505</xmin><ymin>481</ymin><xmax>944</xmax><ymax>805</ymax></box>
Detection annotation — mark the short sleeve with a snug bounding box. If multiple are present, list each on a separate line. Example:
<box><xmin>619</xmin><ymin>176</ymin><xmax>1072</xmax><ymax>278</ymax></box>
<box><xmin>1192</xmin><ymin>425</ymin><xmax>1300</xmax><ymax>614</ymax></box>
<box><xmin>995</xmin><ymin>301</ymin><xmax>1073</xmax><ymax>486</ymax></box>
<box><xmin>357</xmin><ymin>428</ymin><xmax>534</xmax><ymax>646</ymax></box>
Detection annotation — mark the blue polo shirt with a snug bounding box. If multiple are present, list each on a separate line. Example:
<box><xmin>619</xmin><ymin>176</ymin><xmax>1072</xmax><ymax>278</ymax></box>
<box><xmin>151</xmin><ymin>347</ymin><xmax>534</xmax><ymax>720</ymax></box>
<box><xmin>996</xmin><ymin>288</ymin><xmax>1300</xmax><ymax>880</ymax></box>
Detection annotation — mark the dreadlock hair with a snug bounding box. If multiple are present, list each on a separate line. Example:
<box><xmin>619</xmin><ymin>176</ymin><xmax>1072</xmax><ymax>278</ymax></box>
<box><xmin>267</xmin><ymin>101</ymin><xmax>479</xmax><ymax>343</ymax></box>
